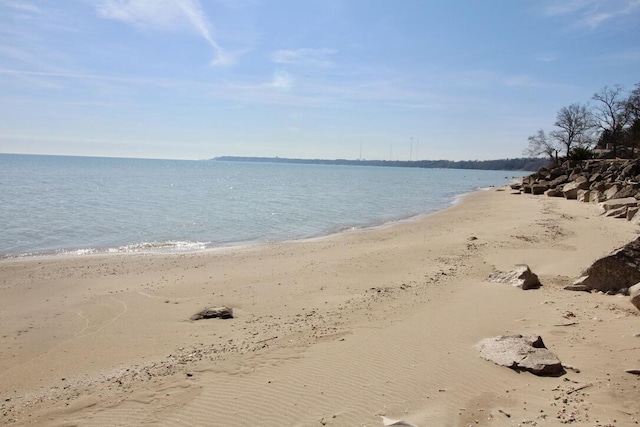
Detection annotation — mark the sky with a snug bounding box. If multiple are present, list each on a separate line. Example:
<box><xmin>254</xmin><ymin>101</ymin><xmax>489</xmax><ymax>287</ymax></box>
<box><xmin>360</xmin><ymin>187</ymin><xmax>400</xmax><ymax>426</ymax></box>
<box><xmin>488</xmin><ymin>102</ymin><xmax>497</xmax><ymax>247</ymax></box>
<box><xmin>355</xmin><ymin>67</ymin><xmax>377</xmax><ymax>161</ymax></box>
<box><xmin>0</xmin><ymin>0</ymin><xmax>639</xmax><ymax>161</ymax></box>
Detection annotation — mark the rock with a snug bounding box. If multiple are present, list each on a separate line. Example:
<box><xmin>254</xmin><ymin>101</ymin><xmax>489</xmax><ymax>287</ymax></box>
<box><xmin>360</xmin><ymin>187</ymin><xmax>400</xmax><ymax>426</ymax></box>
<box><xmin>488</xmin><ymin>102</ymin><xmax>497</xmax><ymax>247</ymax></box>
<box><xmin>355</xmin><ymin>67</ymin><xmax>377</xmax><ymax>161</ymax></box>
<box><xmin>604</xmin><ymin>184</ymin><xmax>622</xmax><ymax>200</ymax></box>
<box><xmin>545</xmin><ymin>188</ymin><xmax>563</xmax><ymax>197</ymax></box>
<box><xmin>589</xmin><ymin>191</ymin><xmax>605</xmax><ymax>203</ymax></box>
<box><xmin>598</xmin><ymin>197</ymin><xmax>638</xmax><ymax>213</ymax></box>
<box><xmin>575</xmin><ymin>237</ymin><xmax>640</xmax><ymax>292</ymax></box>
<box><xmin>630</xmin><ymin>283</ymin><xmax>640</xmax><ymax>311</ymax></box>
<box><xmin>381</xmin><ymin>416</ymin><xmax>418</xmax><ymax>427</ymax></box>
<box><xmin>613</xmin><ymin>184</ymin><xmax>639</xmax><ymax>199</ymax></box>
<box><xmin>531</xmin><ymin>184</ymin><xmax>549</xmax><ymax>195</ymax></box>
<box><xmin>476</xmin><ymin>334</ymin><xmax>564</xmax><ymax>376</ymax></box>
<box><xmin>565</xmin><ymin>279</ymin><xmax>590</xmax><ymax>292</ymax></box>
<box><xmin>630</xmin><ymin>209</ymin><xmax>640</xmax><ymax>225</ymax></box>
<box><xmin>562</xmin><ymin>178</ymin><xmax>589</xmax><ymax>199</ymax></box>
<box><xmin>589</xmin><ymin>172</ymin><xmax>603</xmax><ymax>183</ymax></box>
<box><xmin>190</xmin><ymin>306</ymin><xmax>234</xmax><ymax>321</ymax></box>
<box><xmin>627</xmin><ymin>206</ymin><xmax>639</xmax><ymax>221</ymax></box>
<box><xmin>489</xmin><ymin>265</ymin><xmax>541</xmax><ymax>290</ymax></box>
<box><xmin>577</xmin><ymin>189</ymin><xmax>590</xmax><ymax>203</ymax></box>
<box><xmin>603</xmin><ymin>206</ymin><xmax>628</xmax><ymax>218</ymax></box>
<box><xmin>550</xmin><ymin>174</ymin><xmax>569</xmax><ymax>187</ymax></box>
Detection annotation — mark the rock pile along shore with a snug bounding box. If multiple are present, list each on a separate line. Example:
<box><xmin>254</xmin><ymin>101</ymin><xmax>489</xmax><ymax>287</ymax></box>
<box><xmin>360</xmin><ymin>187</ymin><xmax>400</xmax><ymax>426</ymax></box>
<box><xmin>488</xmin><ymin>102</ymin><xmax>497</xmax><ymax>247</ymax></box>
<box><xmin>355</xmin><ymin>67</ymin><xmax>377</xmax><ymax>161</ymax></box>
<box><xmin>513</xmin><ymin>158</ymin><xmax>640</xmax><ymax>221</ymax></box>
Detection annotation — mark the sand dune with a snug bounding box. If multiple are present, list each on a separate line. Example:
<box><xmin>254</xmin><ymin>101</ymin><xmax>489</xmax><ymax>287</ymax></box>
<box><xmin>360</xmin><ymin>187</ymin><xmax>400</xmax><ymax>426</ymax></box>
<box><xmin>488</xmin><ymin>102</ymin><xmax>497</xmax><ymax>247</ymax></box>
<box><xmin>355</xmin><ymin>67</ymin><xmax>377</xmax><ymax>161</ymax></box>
<box><xmin>1</xmin><ymin>188</ymin><xmax>639</xmax><ymax>426</ymax></box>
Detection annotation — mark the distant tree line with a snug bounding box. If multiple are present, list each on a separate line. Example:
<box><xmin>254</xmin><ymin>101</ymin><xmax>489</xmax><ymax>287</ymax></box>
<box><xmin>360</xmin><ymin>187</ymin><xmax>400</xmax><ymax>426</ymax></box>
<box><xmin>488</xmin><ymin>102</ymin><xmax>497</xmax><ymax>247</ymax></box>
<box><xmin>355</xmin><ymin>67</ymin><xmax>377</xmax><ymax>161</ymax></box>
<box><xmin>213</xmin><ymin>156</ymin><xmax>546</xmax><ymax>171</ymax></box>
<box><xmin>525</xmin><ymin>83</ymin><xmax>640</xmax><ymax>164</ymax></box>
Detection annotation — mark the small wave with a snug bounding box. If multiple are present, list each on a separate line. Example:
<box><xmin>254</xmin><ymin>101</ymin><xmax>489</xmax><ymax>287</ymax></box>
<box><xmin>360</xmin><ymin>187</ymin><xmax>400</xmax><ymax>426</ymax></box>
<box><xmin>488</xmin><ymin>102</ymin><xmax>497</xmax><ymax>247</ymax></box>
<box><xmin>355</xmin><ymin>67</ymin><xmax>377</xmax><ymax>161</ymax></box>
<box><xmin>107</xmin><ymin>240</ymin><xmax>212</xmax><ymax>253</ymax></box>
<box><xmin>1</xmin><ymin>240</ymin><xmax>212</xmax><ymax>260</ymax></box>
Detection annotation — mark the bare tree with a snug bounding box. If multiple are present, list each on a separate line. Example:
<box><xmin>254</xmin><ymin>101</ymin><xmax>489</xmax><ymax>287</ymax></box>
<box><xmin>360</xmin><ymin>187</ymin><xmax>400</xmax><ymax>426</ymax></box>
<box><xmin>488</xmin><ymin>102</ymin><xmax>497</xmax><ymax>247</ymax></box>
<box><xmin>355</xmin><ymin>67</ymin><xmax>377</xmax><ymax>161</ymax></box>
<box><xmin>524</xmin><ymin>129</ymin><xmax>558</xmax><ymax>163</ymax></box>
<box><xmin>625</xmin><ymin>83</ymin><xmax>640</xmax><ymax>155</ymax></box>
<box><xmin>592</xmin><ymin>85</ymin><xmax>631</xmax><ymax>157</ymax></box>
<box><xmin>626</xmin><ymin>83</ymin><xmax>640</xmax><ymax>121</ymax></box>
<box><xmin>550</xmin><ymin>103</ymin><xmax>595</xmax><ymax>158</ymax></box>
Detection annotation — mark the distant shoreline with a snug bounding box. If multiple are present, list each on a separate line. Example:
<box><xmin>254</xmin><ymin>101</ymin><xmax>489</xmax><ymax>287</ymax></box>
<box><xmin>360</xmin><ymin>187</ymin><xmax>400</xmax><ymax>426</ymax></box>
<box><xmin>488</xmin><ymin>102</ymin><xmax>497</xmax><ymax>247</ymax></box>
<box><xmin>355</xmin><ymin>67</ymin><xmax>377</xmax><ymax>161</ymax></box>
<box><xmin>212</xmin><ymin>155</ymin><xmax>546</xmax><ymax>171</ymax></box>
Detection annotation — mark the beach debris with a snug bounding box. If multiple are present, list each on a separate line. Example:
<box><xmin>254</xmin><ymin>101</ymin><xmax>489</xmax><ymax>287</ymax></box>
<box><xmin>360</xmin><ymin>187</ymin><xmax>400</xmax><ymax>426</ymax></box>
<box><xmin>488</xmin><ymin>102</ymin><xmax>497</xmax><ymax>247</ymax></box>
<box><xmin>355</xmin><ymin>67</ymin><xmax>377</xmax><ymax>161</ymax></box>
<box><xmin>189</xmin><ymin>306</ymin><xmax>233</xmax><ymax>321</ymax></box>
<box><xmin>562</xmin><ymin>364</ymin><xmax>581</xmax><ymax>373</ymax></box>
<box><xmin>624</xmin><ymin>369</ymin><xmax>640</xmax><ymax>375</ymax></box>
<box><xmin>566</xmin><ymin>383</ymin><xmax>593</xmax><ymax>394</ymax></box>
<box><xmin>380</xmin><ymin>416</ymin><xmax>417</xmax><ymax>427</ymax></box>
<box><xmin>572</xmin><ymin>237</ymin><xmax>640</xmax><ymax>293</ymax></box>
<box><xmin>497</xmin><ymin>409</ymin><xmax>511</xmax><ymax>418</ymax></box>
<box><xmin>488</xmin><ymin>264</ymin><xmax>540</xmax><ymax>290</ymax></box>
<box><xmin>476</xmin><ymin>334</ymin><xmax>564</xmax><ymax>376</ymax></box>
<box><xmin>630</xmin><ymin>283</ymin><xmax>640</xmax><ymax>311</ymax></box>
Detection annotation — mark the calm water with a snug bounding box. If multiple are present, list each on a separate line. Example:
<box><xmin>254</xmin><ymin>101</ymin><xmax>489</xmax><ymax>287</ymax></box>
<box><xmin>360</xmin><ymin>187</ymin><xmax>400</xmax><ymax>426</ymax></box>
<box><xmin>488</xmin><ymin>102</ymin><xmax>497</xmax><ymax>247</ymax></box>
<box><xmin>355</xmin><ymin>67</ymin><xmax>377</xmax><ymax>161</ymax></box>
<box><xmin>0</xmin><ymin>154</ymin><xmax>526</xmax><ymax>258</ymax></box>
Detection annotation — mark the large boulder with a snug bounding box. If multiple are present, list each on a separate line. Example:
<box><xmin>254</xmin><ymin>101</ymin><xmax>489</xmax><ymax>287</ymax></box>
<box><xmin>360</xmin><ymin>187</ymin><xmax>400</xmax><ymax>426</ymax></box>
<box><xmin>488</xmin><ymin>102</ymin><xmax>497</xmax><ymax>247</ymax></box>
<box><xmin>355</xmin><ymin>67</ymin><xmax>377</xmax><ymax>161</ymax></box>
<box><xmin>531</xmin><ymin>183</ymin><xmax>549</xmax><ymax>195</ymax></box>
<box><xmin>562</xmin><ymin>177</ymin><xmax>589</xmax><ymax>199</ymax></box>
<box><xmin>476</xmin><ymin>334</ymin><xmax>564</xmax><ymax>376</ymax></box>
<box><xmin>489</xmin><ymin>265</ymin><xmax>541</xmax><ymax>290</ymax></box>
<box><xmin>630</xmin><ymin>283</ymin><xmax>640</xmax><ymax>311</ymax></box>
<box><xmin>572</xmin><ymin>237</ymin><xmax>640</xmax><ymax>292</ymax></box>
<box><xmin>550</xmin><ymin>174</ymin><xmax>569</xmax><ymax>187</ymax></box>
<box><xmin>604</xmin><ymin>184</ymin><xmax>622</xmax><ymax>200</ymax></box>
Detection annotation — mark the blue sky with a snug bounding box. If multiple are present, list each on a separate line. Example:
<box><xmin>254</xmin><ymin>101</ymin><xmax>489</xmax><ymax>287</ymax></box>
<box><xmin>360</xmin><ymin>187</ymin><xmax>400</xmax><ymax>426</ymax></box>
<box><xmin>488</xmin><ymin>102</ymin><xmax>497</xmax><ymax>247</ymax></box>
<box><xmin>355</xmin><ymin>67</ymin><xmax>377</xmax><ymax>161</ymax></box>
<box><xmin>0</xmin><ymin>0</ymin><xmax>639</xmax><ymax>161</ymax></box>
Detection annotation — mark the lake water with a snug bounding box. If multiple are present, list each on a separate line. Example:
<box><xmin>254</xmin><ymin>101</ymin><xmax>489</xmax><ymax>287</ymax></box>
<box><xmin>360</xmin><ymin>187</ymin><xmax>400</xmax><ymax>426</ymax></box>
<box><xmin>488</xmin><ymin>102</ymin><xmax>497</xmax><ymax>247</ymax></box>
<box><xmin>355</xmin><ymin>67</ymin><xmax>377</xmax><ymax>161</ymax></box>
<box><xmin>0</xmin><ymin>154</ymin><xmax>526</xmax><ymax>258</ymax></box>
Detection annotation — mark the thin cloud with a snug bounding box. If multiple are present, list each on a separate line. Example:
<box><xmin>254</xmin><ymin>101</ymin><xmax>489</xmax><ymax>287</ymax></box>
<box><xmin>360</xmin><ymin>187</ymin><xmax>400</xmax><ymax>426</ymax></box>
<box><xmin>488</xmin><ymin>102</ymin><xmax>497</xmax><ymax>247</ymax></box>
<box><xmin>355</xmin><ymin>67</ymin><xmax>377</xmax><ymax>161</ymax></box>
<box><xmin>270</xmin><ymin>48</ymin><xmax>338</xmax><ymax>67</ymax></box>
<box><xmin>534</xmin><ymin>53</ymin><xmax>557</xmax><ymax>63</ymax></box>
<box><xmin>2</xmin><ymin>1</ymin><xmax>41</xmax><ymax>13</ymax></box>
<box><xmin>270</xmin><ymin>70</ymin><xmax>293</xmax><ymax>90</ymax></box>
<box><xmin>543</xmin><ymin>0</ymin><xmax>640</xmax><ymax>29</ymax></box>
<box><xmin>544</xmin><ymin>0</ymin><xmax>595</xmax><ymax>16</ymax></box>
<box><xmin>97</xmin><ymin>0</ymin><xmax>234</xmax><ymax>66</ymax></box>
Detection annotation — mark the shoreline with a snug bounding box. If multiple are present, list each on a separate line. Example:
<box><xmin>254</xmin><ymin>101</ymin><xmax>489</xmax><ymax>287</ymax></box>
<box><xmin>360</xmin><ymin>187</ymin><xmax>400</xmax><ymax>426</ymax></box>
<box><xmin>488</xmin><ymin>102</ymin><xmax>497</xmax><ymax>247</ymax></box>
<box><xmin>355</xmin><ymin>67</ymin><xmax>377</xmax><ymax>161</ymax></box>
<box><xmin>0</xmin><ymin>186</ymin><xmax>493</xmax><ymax>262</ymax></box>
<box><xmin>2</xmin><ymin>186</ymin><xmax>639</xmax><ymax>426</ymax></box>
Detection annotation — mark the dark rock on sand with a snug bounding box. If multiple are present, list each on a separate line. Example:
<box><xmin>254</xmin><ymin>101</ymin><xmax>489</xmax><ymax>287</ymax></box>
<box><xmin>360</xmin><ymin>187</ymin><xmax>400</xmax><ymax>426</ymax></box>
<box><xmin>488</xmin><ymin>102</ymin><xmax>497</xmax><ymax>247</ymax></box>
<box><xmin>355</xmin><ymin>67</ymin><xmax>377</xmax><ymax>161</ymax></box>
<box><xmin>190</xmin><ymin>306</ymin><xmax>234</xmax><ymax>321</ymax></box>
<box><xmin>572</xmin><ymin>237</ymin><xmax>640</xmax><ymax>293</ymax></box>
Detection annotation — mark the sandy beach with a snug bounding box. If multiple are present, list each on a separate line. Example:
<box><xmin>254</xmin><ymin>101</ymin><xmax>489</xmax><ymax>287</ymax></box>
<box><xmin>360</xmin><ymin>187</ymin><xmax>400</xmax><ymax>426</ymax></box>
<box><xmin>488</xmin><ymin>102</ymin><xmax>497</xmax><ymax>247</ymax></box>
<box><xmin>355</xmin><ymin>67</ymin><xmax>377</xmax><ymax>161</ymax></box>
<box><xmin>1</xmin><ymin>187</ymin><xmax>639</xmax><ymax>426</ymax></box>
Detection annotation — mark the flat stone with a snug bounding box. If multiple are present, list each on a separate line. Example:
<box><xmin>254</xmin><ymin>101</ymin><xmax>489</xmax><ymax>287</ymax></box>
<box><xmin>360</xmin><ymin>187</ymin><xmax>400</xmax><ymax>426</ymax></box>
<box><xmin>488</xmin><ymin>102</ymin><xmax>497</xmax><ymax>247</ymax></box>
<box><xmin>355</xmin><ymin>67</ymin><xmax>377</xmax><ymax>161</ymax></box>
<box><xmin>599</xmin><ymin>197</ymin><xmax>638</xmax><ymax>213</ymax></box>
<box><xmin>565</xmin><ymin>280</ymin><xmax>590</xmax><ymax>292</ymax></box>
<box><xmin>603</xmin><ymin>206</ymin><xmax>628</xmax><ymax>218</ymax></box>
<box><xmin>476</xmin><ymin>334</ymin><xmax>564</xmax><ymax>376</ymax></box>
